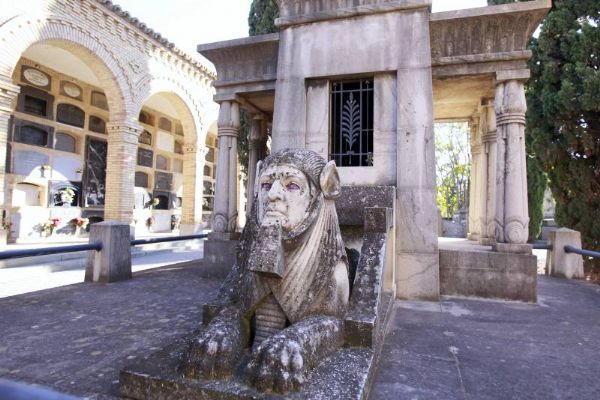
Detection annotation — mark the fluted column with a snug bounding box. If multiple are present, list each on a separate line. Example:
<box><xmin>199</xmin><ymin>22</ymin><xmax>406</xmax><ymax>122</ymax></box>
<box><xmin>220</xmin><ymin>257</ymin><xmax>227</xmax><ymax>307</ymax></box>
<box><xmin>467</xmin><ymin>115</ymin><xmax>482</xmax><ymax>240</ymax></box>
<box><xmin>246</xmin><ymin>115</ymin><xmax>268</xmax><ymax>215</ymax></box>
<box><xmin>212</xmin><ymin>100</ymin><xmax>240</xmax><ymax>234</ymax></box>
<box><xmin>181</xmin><ymin>142</ymin><xmax>207</xmax><ymax>232</ymax></box>
<box><xmin>479</xmin><ymin>100</ymin><xmax>497</xmax><ymax>246</ymax></box>
<box><xmin>105</xmin><ymin>119</ymin><xmax>143</xmax><ymax>222</ymax></box>
<box><xmin>493</xmin><ymin>71</ymin><xmax>530</xmax><ymax>253</ymax></box>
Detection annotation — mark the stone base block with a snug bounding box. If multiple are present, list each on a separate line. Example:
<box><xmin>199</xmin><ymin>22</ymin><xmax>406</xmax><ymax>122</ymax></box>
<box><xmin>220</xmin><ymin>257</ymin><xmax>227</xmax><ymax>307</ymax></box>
<box><xmin>395</xmin><ymin>252</ymin><xmax>439</xmax><ymax>301</ymax></box>
<box><xmin>546</xmin><ymin>228</ymin><xmax>584</xmax><ymax>279</ymax></box>
<box><xmin>120</xmin><ymin>292</ymin><xmax>394</xmax><ymax>400</ymax></box>
<box><xmin>440</xmin><ymin>249</ymin><xmax>537</xmax><ymax>302</ymax></box>
<box><xmin>202</xmin><ymin>235</ymin><xmax>239</xmax><ymax>278</ymax></box>
<box><xmin>493</xmin><ymin>242</ymin><xmax>532</xmax><ymax>255</ymax></box>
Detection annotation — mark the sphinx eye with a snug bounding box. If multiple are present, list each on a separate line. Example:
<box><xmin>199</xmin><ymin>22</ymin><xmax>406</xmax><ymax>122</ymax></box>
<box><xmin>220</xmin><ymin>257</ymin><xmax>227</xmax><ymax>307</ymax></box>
<box><xmin>261</xmin><ymin>182</ymin><xmax>272</xmax><ymax>191</ymax></box>
<box><xmin>286</xmin><ymin>182</ymin><xmax>301</xmax><ymax>191</ymax></box>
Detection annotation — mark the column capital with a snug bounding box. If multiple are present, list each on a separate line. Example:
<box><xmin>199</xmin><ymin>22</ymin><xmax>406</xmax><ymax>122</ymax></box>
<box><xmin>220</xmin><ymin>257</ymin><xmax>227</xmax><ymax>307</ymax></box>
<box><xmin>217</xmin><ymin>100</ymin><xmax>240</xmax><ymax>137</ymax></box>
<box><xmin>495</xmin><ymin>69</ymin><xmax>530</xmax><ymax>84</ymax></box>
<box><xmin>495</xmin><ymin>80</ymin><xmax>526</xmax><ymax>127</ymax></box>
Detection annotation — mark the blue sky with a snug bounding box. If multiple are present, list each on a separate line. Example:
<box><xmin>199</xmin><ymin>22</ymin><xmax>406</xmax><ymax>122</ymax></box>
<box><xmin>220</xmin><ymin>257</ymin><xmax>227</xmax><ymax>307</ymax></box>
<box><xmin>115</xmin><ymin>0</ymin><xmax>487</xmax><ymax>60</ymax></box>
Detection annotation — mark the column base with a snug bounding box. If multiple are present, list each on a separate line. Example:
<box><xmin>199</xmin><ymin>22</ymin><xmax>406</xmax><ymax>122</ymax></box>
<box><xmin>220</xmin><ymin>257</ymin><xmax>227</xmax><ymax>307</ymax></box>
<box><xmin>467</xmin><ymin>233</ymin><xmax>480</xmax><ymax>241</ymax></box>
<box><xmin>493</xmin><ymin>242</ymin><xmax>532</xmax><ymax>255</ymax></box>
<box><xmin>179</xmin><ymin>223</ymin><xmax>203</xmax><ymax>235</ymax></box>
<box><xmin>203</xmin><ymin>232</ymin><xmax>241</xmax><ymax>278</ymax></box>
<box><xmin>479</xmin><ymin>237</ymin><xmax>495</xmax><ymax>246</ymax></box>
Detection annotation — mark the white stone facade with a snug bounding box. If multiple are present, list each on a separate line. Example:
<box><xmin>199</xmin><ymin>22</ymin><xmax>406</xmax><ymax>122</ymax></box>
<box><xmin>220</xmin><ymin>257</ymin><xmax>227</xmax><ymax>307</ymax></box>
<box><xmin>0</xmin><ymin>0</ymin><xmax>218</xmax><ymax>243</ymax></box>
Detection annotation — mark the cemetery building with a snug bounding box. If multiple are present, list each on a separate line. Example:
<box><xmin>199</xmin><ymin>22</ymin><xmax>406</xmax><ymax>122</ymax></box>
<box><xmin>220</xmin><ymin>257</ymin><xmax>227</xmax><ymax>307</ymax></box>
<box><xmin>198</xmin><ymin>0</ymin><xmax>551</xmax><ymax>301</ymax></box>
<box><xmin>0</xmin><ymin>0</ymin><xmax>218</xmax><ymax>244</ymax></box>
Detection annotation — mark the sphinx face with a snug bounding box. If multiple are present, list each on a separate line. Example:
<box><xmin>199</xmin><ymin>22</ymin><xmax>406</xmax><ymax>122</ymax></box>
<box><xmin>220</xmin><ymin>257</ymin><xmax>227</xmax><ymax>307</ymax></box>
<box><xmin>257</xmin><ymin>164</ymin><xmax>313</xmax><ymax>232</ymax></box>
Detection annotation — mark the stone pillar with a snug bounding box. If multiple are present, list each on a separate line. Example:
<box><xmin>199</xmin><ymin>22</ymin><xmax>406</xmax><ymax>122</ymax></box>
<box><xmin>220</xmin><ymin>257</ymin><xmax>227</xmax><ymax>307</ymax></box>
<box><xmin>181</xmin><ymin>142</ymin><xmax>207</xmax><ymax>234</ymax></box>
<box><xmin>85</xmin><ymin>221</ymin><xmax>132</xmax><ymax>283</ymax></box>
<box><xmin>0</xmin><ymin>77</ymin><xmax>20</xmax><ymax>248</ymax></box>
<box><xmin>493</xmin><ymin>70</ymin><xmax>531</xmax><ymax>254</ymax></box>
<box><xmin>246</xmin><ymin>115</ymin><xmax>267</xmax><ymax>215</ymax></box>
<box><xmin>395</xmin><ymin>37</ymin><xmax>439</xmax><ymax>300</ymax></box>
<box><xmin>212</xmin><ymin>100</ymin><xmax>240</xmax><ymax>235</ymax></box>
<box><xmin>479</xmin><ymin>100</ymin><xmax>497</xmax><ymax>246</ymax></box>
<box><xmin>546</xmin><ymin>228</ymin><xmax>585</xmax><ymax>279</ymax></box>
<box><xmin>467</xmin><ymin>115</ymin><xmax>482</xmax><ymax>241</ymax></box>
<box><xmin>104</xmin><ymin>119</ymin><xmax>143</xmax><ymax>222</ymax></box>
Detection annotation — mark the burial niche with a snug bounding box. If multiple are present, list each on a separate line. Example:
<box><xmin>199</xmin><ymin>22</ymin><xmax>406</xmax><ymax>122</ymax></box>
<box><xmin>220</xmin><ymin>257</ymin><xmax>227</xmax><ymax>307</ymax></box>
<box><xmin>158</xmin><ymin>117</ymin><xmax>172</xmax><ymax>132</ymax></box>
<box><xmin>88</xmin><ymin>115</ymin><xmax>106</xmax><ymax>134</ymax></box>
<box><xmin>57</xmin><ymin>103</ymin><xmax>85</xmax><ymax>128</ymax></box>
<box><xmin>54</xmin><ymin>132</ymin><xmax>77</xmax><ymax>153</ymax></box>
<box><xmin>137</xmin><ymin>149</ymin><xmax>153</xmax><ymax>168</ymax></box>
<box><xmin>12</xmin><ymin>182</ymin><xmax>41</xmax><ymax>207</ymax></box>
<box><xmin>90</xmin><ymin>91</ymin><xmax>109</xmax><ymax>110</ymax></box>
<box><xmin>83</xmin><ymin>138</ymin><xmax>107</xmax><ymax>206</ymax></box>
<box><xmin>14</xmin><ymin>122</ymin><xmax>52</xmax><ymax>147</ymax></box>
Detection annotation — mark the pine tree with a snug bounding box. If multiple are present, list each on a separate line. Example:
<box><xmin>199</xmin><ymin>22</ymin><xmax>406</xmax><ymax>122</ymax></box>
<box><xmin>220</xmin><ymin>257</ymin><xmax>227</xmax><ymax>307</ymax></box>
<box><xmin>528</xmin><ymin>0</ymin><xmax>600</xmax><ymax>275</ymax></box>
<box><xmin>248</xmin><ymin>0</ymin><xmax>279</xmax><ymax>36</ymax></box>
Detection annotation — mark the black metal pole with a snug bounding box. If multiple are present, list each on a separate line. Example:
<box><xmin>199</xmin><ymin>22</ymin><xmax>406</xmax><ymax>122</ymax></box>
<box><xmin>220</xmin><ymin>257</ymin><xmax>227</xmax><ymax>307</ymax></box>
<box><xmin>130</xmin><ymin>233</ymin><xmax>207</xmax><ymax>247</ymax></box>
<box><xmin>0</xmin><ymin>242</ymin><xmax>102</xmax><ymax>260</ymax></box>
<box><xmin>564</xmin><ymin>245</ymin><xmax>600</xmax><ymax>258</ymax></box>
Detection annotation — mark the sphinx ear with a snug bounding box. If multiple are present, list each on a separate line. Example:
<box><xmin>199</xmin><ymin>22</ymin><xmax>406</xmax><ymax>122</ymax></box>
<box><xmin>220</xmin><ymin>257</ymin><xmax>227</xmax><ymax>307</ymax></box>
<box><xmin>320</xmin><ymin>160</ymin><xmax>341</xmax><ymax>200</ymax></box>
<box><xmin>253</xmin><ymin>160</ymin><xmax>263</xmax><ymax>197</ymax></box>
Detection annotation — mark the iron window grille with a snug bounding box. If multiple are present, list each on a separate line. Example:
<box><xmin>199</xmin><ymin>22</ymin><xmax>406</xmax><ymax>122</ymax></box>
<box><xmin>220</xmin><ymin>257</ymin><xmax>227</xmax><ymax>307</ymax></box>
<box><xmin>330</xmin><ymin>78</ymin><xmax>374</xmax><ymax>167</ymax></box>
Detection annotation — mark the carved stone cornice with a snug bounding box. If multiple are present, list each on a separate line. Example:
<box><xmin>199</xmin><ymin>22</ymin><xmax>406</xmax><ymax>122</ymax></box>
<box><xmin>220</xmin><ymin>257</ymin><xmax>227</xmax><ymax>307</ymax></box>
<box><xmin>275</xmin><ymin>0</ymin><xmax>431</xmax><ymax>28</ymax></box>
<box><xmin>430</xmin><ymin>0</ymin><xmax>550</xmax><ymax>64</ymax></box>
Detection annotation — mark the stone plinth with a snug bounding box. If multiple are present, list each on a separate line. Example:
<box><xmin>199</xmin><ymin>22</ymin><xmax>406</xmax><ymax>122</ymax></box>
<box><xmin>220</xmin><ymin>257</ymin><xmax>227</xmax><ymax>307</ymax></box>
<box><xmin>85</xmin><ymin>221</ymin><xmax>132</xmax><ymax>283</ymax></box>
<box><xmin>201</xmin><ymin>232</ymin><xmax>239</xmax><ymax>277</ymax></box>
<box><xmin>546</xmin><ymin>228</ymin><xmax>584</xmax><ymax>279</ymax></box>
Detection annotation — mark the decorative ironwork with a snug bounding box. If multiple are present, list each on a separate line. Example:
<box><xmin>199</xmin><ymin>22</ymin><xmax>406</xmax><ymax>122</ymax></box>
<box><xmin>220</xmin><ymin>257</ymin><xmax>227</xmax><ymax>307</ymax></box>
<box><xmin>330</xmin><ymin>78</ymin><xmax>373</xmax><ymax>167</ymax></box>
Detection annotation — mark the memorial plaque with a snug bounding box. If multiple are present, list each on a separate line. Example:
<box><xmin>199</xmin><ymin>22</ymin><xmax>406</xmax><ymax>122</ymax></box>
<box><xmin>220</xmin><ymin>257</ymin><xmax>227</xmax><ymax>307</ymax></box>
<box><xmin>17</xmin><ymin>86</ymin><xmax>54</xmax><ymax>119</ymax></box>
<box><xmin>138</xmin><ymin>130</ymin><xmax>152</xmax><ymax>146</ymax></box>
<box><xmin>13</xmin><ymin>150</ymin><xmax>49</xmax><ymax>178</ymax></box>
<box><xmin>60</xmin><ymin>81</ymin><xmax>83</xmax><ymax>100</ymax></box>
<box><xmin>91</xmin><ymin>91</ymin><xmax>109</xmax><ymax>110</ymax></box>
<box><xmin>134</xmin><ymin>187</ymin><xmax>150</xmax><ymax>209</ymax></box>
<box><xmin>154</xmin><ymin>172</ymin><xmax>172</xmax><ymax>191</ymax></box>
<box><xmin>137</xmin><ymin>148</ymin><xmax>153</xmax><ymax>167</ymax></box>
<box><xmin>139</xmin><ymin>110</ymin><xmax>154</xmax><ymax>126</ymax></box>
<box><xmin>156</xmin><ymin>155</ymin><xmax>169</xmax><ymax>171</ymax></box>
<box><xmin>89</xmin><ymin>115</ymin><xmax>106</xmax><ymax>134</ymax></box>
<box><xmin>158</xmin><ymin>117</ymin><xmax>172</xmax><ymax>132</ymax></box>
<box><xmin>57</xmin><ymin>103</ymin><xmax>85</xmax><ymax>128</ymax></box>
<box><xmin>52</xmin><ymin>155</ymin><xmax>82</xmax><ymax>181</ymax></box>
<box><xmin>14</xmin><ymin>124</ymin><xmax>50</xmax><ymax>147</ymax></box>
<box><xmin>21</xmin><ymin>67</ymin><xmax>51</xmax><ymax>90</ymax></box>
<box><xmin>135</xmin><ymin>171</ymin><xmax>149</xmax><ymax>188</ymax></box>
<box><xmin>55</xmin><ymin>132</ymin><xmax>77</xmax><ymax>153</ymax></box>
<box><xmin>156</xmin><ymin>131</ymin><xmax>174</xmax><ymax>152</ymax></box>
<box><xmin>83</xmin><ymin>137</ymin><xmax>107</xmax><ymax>206</ymax></box>
<box><xmin>173</xmin><ymin>159</ymin><xmax>183</xmax><ymax>173</ymax></box>
<box><xmin>152</xmin><ymin>190</ymin><xmax>170</xmax><ymax>210</ymax></box>
<box><xmin>49</xmin><ymin>181</ymin><xmax>81</xmax><ymax>207</ymax></box>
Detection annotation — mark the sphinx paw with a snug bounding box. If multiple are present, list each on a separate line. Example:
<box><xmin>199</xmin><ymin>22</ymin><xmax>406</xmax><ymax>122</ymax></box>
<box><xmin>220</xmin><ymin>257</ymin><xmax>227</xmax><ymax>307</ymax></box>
<box><xmin>246</xmin><ymin>338</ymin><xmax>306</xmax><ymax>393</ymax></box>
<box><xmin>185</xmin><ymin>325</ymin><xmax>241</xmax><ymax>379</ymax></box>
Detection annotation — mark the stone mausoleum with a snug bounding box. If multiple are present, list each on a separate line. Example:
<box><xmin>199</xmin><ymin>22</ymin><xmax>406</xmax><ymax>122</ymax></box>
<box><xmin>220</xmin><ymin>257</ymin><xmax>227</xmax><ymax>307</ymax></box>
<box><xmin>0</xmin><ymin>0</ymin><xmax>220</xmax><ymax>245</ymax></box>
<box><xmin>199</xmin><ymin>0</ymin><xmax>551</xmax><ymax>301</ymax></box>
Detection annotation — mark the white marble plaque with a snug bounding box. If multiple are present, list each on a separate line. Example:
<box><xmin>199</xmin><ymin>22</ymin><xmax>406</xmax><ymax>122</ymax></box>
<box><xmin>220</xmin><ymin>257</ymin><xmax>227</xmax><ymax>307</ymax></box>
<box><xmin>156</xmin><ymin>131</ymin><xmax>174</xmax><ymax>152</ymax></box>
<box><xmin>13</xmin><ymin>150</ymin><xmax>49</xmax><ymax>178</ymax></box>
<box><xmin>52</xmin><ymin>155</ymin><xmax>83</xmax><ymax>181</ymax></box>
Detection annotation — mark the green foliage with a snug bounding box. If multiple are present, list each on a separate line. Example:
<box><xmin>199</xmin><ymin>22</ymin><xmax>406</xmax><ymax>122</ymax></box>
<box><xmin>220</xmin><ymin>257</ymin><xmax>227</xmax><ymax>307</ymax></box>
<box><xmin>527</xmin><ymin>0</ymin><xmax>600</xmax><ymax>273</ymax></box>
<box><xmin>487</xmin><ymin>0</ymin><xmax>528</xmax><ymax>4</ymax></box>
<box><xmin>248</xmin><ymin>0</ymin><xmax>279</xmax><ymax>36</ymax></box>
<box><xmin>526</xmin><ymin>154</ymin><xmax>547</xmax><ymax>241</ymax></box>
<box><xmin>435</xmin><ymin>123</ymin><xmax>471</xmax><ymax>218</ymax></box>
<box><xmin>237</xmin><ymin>110</ymin><xmax>251</xmax><ymax>176</ymax></box>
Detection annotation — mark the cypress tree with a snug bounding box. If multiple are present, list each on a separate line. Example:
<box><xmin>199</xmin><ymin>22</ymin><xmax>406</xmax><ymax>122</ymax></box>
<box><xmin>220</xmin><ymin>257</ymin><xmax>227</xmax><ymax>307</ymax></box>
<box><xmin>528</xmin><ymin>0</ymin><xmax>600</xmax><ymax>275</ymax></box>
<box><xmin>248</xmin><ymin>0</ymin><xmax>279</xmax><ymax>36</ymax></box>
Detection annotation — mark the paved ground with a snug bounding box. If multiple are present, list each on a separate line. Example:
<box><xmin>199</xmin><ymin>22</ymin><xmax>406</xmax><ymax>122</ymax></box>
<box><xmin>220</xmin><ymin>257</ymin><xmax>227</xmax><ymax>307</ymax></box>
<box><xmin>0</xmin><ymin>255</ymin><xmax>598</xmax><ymax>399</ymax></box>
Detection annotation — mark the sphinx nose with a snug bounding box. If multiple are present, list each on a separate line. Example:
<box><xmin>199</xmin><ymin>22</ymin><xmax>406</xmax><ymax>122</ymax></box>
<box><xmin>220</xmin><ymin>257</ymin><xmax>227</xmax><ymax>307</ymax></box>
<box><xmin>267</xmin><ymin>181</ymin><xmax>284</xmax><ymax>201</ymax></box>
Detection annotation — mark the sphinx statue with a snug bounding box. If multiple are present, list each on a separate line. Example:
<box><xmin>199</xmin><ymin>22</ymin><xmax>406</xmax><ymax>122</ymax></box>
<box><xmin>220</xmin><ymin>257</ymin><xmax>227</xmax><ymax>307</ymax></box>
<box><xmin>183</xmin><ymin>148</ymin><xmax>350</xmax><ymax>393</ymax></box>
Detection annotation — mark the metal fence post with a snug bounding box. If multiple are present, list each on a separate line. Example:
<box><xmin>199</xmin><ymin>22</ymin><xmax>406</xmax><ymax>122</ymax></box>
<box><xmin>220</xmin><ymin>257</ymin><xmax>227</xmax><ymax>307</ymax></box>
<box><xmin>85</xmin><ymin>221</ymin><xmax>132</xmax><ymax>283</ymax></box>
<box><xmin>546</xmin><ymin>228</ymin><xmax>584</xmax><ymax>279</ymax></box>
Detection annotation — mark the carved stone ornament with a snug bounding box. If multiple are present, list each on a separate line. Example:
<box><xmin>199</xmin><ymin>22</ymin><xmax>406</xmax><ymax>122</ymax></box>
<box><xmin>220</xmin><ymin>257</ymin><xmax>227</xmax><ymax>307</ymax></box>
<box><xmin>182</xmin><ymin>149</ymin><xmax>349</xmax><ymax>393</ymax></box>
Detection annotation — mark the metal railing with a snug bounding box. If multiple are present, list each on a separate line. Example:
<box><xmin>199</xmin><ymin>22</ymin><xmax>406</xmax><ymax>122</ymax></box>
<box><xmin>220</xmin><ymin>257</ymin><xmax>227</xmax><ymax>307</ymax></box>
<box><xmin>0</xmin><ymin>233</ymin><xmax>207</xmax><ymax>261</ymax></box>
<box><xmin>564</xmin><ymin>244</ymin><xmax>600</xmax><ymax>259</ymax></box>
<box><xmin>532</xmin><ymin>242</ymin><xmax>553</xmax><ymax>250</ymax></box>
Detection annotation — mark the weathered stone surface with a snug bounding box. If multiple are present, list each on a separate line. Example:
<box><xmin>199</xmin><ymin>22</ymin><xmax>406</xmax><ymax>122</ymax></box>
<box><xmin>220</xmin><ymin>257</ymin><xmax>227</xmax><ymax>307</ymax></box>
<box><xmin>335</xmin><ymin>186</ymin><xmax>395</xmax><ymax>226</ymax></box>
<box><xmin>85</xmin><ymin>221</ymin><xmax>132</xmax><ymax>283</ymax></box>
<box><xmin>546</xmin><ymin>228</ymin><xmax>584</xmax><ymax>279</ymax></box>
<box><xmin>440</xmin><ymin>248</ymin><xmax>537</xmax><ymax>302</ymax></box>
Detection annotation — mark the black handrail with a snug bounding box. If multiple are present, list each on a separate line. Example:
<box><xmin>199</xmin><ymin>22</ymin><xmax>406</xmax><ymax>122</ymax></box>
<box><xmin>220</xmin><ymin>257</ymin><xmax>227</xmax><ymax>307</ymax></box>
<box><xmin>130</xmin><ymin>233</ymin><xmax>207</xmax><ymax>246</ymax></box>
<box><xmin>0</xmin><ymin>242</ymin><xmax>103</xmax><ymax>260</ymax></box>
<box><xmin>564</xmin><ymin>245</ymin><xmax>600</xmax><ymax>259</ymax></box>
<box><xmin>532</xmin><ymin>242</ymin><xmax>553</xmax><ymax>250</ymax></box>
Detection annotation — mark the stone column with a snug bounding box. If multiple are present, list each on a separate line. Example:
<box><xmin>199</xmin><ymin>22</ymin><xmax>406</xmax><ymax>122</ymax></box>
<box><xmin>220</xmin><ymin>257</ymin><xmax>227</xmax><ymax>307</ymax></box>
<box><xmin>104</xmin><ymin>119</ymin><xmax>143</xmax><ymax>223</ymax></box>
<box><xmin>467</xmin><ymin>115</ymin><xmax>482</xmax><ymax>241</ymax></box>
<box><xmin>181</xmin><ymin>142</ymin><xmax>207</xmax><ymax>234</ymax></box>
<box><xmin>0</xmin><ymin>77</ymin><xmax>19</xmax><ymax>248</ymax></box>
<box><xmin>479</xmin><ymin>100</ymin><xmax>497</xmax><ymax>246</ymax></box>
<box><xmin>493</xmin><ymin>70</ymin><xmax>531</xmax><ymax>254</ymax></box>
<box><xmin>212</xmin><ymin>100</ymin><xmax>240</xmax><ymax>234</ymax></box>
<box><xmin>246</xmin><ymin>115</ymin><xmax>267</xmax><ymax>215</ymax></box>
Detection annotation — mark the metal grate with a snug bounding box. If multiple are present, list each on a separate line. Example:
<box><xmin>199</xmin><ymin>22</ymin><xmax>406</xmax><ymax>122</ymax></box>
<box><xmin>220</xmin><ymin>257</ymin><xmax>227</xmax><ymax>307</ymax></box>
<box><xmin>330</xmin><ymin>78</ymin><xmax>374</xmax><ymax>167</ymax></box>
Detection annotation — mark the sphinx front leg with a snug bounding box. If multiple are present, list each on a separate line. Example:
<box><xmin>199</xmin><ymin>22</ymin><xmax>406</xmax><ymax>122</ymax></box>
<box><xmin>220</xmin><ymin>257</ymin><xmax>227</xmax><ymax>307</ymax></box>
<box><xmin>183</xmin><ymin>307</ymin><xmax>249</xmax><ymax>379</ymax></box>
<box><xmin>245</xmin><ymin>315</ymin><xmax>343</xmax><ymax>393</ymax></box>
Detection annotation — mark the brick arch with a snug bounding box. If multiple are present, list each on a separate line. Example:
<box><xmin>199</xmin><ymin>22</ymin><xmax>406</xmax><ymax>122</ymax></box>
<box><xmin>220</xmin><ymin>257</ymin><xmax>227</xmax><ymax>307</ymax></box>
<box><xmin>0</xmin><ymin>14</ymin><xmax>133</xmax><ymax>117</ymax></box>
<box><xmin>135</xmin><ymin>76</ymin><xmax>214</xmax><ymax>144</ymax></box>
